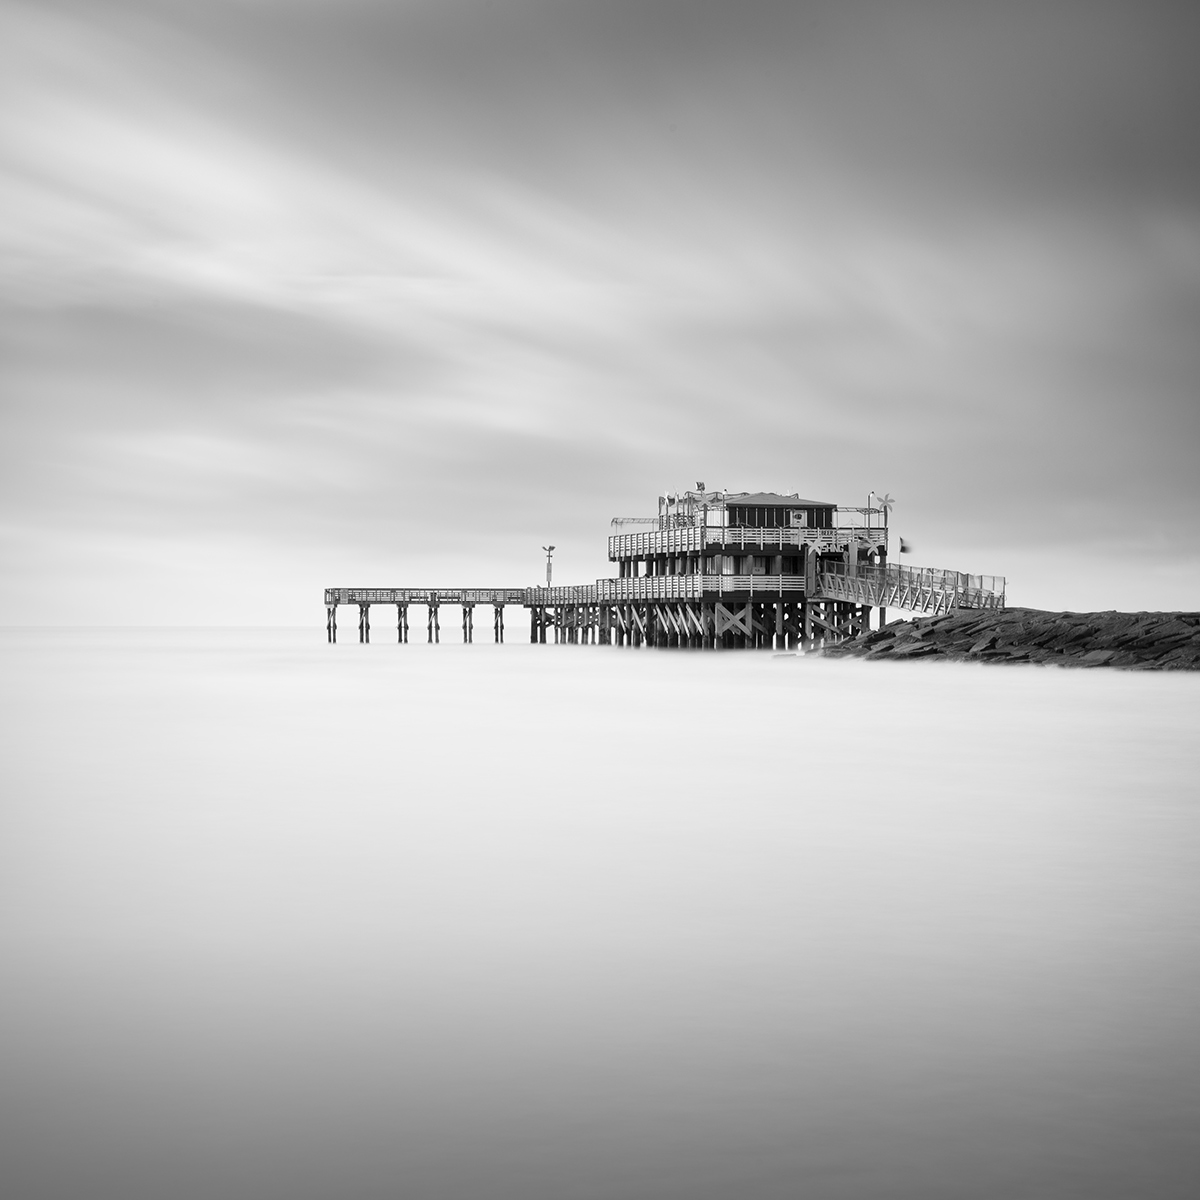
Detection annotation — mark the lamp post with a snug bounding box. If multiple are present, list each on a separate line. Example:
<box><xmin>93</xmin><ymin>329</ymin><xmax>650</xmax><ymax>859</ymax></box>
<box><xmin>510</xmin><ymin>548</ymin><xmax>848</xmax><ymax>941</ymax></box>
<box><xmin>542</xmin><ymin>545</ymin><xmax>555</xmax><ymax>589</ymax></box>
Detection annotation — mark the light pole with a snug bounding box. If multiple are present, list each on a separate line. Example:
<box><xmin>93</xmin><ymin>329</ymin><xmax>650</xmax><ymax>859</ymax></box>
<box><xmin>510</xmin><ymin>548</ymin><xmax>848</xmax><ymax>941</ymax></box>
<box><xmin>542</xmin><ymin>545</ymin><xmax>555</xmax><ymax>588</ymax></box>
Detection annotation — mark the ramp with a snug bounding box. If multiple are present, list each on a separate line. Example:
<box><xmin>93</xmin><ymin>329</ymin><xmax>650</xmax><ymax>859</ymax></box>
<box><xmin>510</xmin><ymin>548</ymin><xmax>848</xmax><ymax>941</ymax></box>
<box><xmin>817</xmin><ymin>561</ymin><xmax>1005</xmax><ymax>616</ymax></box>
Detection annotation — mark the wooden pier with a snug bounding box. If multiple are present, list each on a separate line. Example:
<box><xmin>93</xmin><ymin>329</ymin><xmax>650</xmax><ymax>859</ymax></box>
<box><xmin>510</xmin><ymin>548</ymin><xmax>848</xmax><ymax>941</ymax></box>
<box><xmin>325</xmin><ymin>489</ymin><xmax>1005</xmax><ymax>649</ymax></box>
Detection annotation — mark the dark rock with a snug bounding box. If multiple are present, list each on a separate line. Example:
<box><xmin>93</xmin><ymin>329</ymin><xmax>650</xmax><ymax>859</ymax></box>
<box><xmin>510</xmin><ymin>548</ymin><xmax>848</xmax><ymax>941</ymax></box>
<box><xmin>1108</xmin><ymin>650</ymin><xmax>1144</xmax><ymax>668</ymax></box>
<box><xmin>1157</xmin><ymin>645</ymin><xmax>1200</xmax><ymax>668</ymax></box>
<box><xmin>828</xmin><ymin>609</ymin><xmax>1200</xmax><ymax>670</ymax></box>
<box><xmin>891</xmin><ymin>643</ymin><xmax>941</xmax><ymax>658</ymax></box>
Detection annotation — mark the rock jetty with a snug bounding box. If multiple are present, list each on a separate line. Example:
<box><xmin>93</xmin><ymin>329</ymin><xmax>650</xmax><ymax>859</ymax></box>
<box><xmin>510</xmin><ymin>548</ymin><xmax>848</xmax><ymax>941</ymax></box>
<box><xmin>822</xmin><ymin>608</ymin><xmax>1200</xmax><ymax>669</ymax></box>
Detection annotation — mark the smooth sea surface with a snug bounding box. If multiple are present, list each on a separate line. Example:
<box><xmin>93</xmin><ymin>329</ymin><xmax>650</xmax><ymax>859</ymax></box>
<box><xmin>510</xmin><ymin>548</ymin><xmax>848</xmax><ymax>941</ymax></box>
<box><xmin>2</xmin><ymin>627</ymin><xmax>1198</xmax><ymax>1200</ymax></box>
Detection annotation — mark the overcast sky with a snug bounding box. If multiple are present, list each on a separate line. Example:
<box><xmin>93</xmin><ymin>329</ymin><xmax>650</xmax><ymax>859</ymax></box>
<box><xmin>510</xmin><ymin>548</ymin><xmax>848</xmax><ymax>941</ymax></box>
<box><xmin>2</xmin><ymin>0</ymin><xmax>1198</xmax><ymax>622</ymax></box>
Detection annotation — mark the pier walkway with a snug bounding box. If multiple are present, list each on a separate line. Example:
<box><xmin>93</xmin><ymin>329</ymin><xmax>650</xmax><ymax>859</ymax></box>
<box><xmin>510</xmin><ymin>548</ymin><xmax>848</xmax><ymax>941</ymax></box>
<box><xmin>324</xmin><ymin>565</ymin><xmax>1005</xmax><ymax>647</ymax></box>
<box><xmin>816</xmin><ymin>562</ymin><xmax>1006</xmax><ymax>617</ymax></box>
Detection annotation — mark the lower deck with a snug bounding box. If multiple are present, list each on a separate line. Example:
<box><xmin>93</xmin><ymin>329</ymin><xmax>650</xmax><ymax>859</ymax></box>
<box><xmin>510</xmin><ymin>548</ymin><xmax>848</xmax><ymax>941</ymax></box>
<box><xmin>323</xmin><ymin>560</ymin><xmax>1004</xmax><ymax>647</ymax></box>
<box><xmin>324</xmin><ymin>591</ymin><xmax>870</xmax><ymax>650</ymax></box>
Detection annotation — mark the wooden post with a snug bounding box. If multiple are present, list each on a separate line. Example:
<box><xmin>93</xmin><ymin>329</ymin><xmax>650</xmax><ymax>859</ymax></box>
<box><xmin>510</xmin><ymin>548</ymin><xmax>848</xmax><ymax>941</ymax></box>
<box><xmin>327</xmin><ymin>605</ymin><xmax>336</xmax><ymax>643</ymax></box>
<box><xmin>494</xmin><ymin>604</ymin><xmax>504</xmax><ymax>643</ymax></box>
<box><xmin>359</xmin><ymin>603</ymin><xmax>370</xmax><ymax>643</ymax></box>
<box><xmin>775</xmin><ymin>600</ymin><xmax>784</xmax><ymax>650</ymax></box>
<box><xmin>462</xmin><ymin>604</ymin><xmax>474</xmax><ymax>643</ymax></box>
<box><xmin>878</xmin><ymin>548</ymin><xmax>888</xmax><ymax>627</ymax></box>
<box><xmin>428</xmin><ymin>601</ymin><xmax>440</xmax><ymax>643</ymax></box>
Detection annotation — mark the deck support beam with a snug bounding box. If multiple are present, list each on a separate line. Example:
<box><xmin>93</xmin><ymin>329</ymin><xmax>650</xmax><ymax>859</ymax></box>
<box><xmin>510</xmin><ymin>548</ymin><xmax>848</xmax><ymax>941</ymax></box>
<box><xmin>327</xmin><ymin>584</ymin><xmax>924</xmax><ymax>652</ymax></box>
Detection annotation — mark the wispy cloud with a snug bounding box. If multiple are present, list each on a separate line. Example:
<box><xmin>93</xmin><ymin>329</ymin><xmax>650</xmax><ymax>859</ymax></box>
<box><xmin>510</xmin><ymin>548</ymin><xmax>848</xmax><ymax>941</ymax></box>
<box><xmin>2</xmin><ymin>0</ymin><xmax>1198</xmax><ymax>619</ymax></box>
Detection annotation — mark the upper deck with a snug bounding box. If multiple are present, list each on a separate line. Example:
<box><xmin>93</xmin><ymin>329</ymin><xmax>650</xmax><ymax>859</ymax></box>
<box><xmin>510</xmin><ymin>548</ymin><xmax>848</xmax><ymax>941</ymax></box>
<box><xmin>608</xmin><ymin>491</ymin><xmax>887</xmax><ymax>560</ymax></box>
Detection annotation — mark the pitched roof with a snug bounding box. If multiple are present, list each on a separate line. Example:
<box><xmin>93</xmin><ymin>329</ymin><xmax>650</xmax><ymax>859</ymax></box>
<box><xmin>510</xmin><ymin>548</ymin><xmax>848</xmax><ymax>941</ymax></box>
<box><xmin>725</xmin><ymin>492</ymin><xmax>836</xmax><ymax>507</ymax></box>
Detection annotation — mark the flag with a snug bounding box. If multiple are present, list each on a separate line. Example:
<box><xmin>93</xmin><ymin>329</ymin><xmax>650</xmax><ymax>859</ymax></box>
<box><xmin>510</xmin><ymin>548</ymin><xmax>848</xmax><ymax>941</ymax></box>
<box><xmin>900</xmin><ymin>537</ymin><xmax>913</xmax><ymax>554</ymax></box>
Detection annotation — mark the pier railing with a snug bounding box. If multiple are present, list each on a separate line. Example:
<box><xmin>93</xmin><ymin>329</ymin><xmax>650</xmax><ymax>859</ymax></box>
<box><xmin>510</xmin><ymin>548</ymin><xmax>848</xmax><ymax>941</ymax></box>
<box><xmin>594</xmin><ymin>575</ymin><xmax>808</xmax><ymax>602</ymax></box>
<box><xmin>326</xmin><ymin>565</ymin><xmax>1004</xmax><ymax>616</ymax></box>
<box><xmin>525</xmin><ymin>585</ymin><xmax>601</xmax><ymax>605</ymax></box>
<box><xmin>325</xmin><ymin>587</ymin><xmax>528</xmax><ymax>605</ymax></box>
<box><xmin>816</xmin><ymin>562</ymin><xmax>1005</xmax><ymax>614</ymax></box>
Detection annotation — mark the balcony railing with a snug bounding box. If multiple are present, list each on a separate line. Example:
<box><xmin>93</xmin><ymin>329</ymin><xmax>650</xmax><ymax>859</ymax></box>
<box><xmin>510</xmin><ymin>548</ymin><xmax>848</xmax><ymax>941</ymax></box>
<box><xmin>608</xmin><ymin>525</ymin><xmax>887</xmax><ymax>559</ymax></box>
<box><xmin>704</xmin><ymin>526</ymin><xmax>886</xmax><ymax>551</ymax></box>
<box><xmin>608</xmin><ymin>528</ymin><xmax>708</xmax><ymax>558</ymax></box>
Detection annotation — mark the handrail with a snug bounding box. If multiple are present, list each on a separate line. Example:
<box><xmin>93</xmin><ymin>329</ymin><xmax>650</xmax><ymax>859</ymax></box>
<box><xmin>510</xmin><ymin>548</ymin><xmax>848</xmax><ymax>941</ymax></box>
<box><xmin>820</xmin><ymin>560</ymin><xmax>1005</xmax><ymax>596</ymax></box>
<box><xmin>816</xmin><ymin>561</ymin><xmax>1005</xmax><ymax>613</ymax></box>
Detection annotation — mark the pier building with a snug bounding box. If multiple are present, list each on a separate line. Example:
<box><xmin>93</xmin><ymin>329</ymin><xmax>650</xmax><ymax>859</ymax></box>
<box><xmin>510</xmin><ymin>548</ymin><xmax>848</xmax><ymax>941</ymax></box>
<box><xmin>324</xmin><ymin>487</ymin><xmax>1005</xmax><ymax>649</ymax></box>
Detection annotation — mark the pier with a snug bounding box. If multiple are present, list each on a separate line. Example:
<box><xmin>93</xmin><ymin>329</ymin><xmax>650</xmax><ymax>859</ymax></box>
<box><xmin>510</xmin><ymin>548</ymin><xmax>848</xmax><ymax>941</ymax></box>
<box><xmin>325</xmin><ymin>488</ymin><xmax>1005</xmax><ymax>648</ymax></box>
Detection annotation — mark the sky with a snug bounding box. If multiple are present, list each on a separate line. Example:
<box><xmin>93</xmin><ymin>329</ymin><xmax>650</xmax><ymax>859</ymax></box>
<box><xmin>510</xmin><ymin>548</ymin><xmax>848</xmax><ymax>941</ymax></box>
<box><xmin>2</xmin><ymin>0</ymin><xmax>1198</xmax><ymax>623</ymax></box>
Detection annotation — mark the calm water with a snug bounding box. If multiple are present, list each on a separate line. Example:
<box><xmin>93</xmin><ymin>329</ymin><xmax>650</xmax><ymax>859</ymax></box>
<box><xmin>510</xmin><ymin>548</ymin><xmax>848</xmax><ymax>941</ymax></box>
<box><xmin>2</xmin><ymin>627</ymin><xmax>1198</xmax><ymax>1200</ymax></box>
